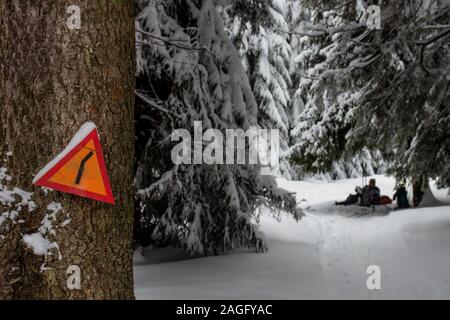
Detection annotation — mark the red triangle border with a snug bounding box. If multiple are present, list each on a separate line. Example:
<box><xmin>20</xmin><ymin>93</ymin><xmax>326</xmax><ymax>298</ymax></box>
<box><xmin>34</xmin><ymin>128</ymin><xmax>115</xmax><ymax>205</ymax></box>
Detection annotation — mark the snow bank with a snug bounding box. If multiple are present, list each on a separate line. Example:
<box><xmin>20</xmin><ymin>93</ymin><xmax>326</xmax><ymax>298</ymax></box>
<box><xmin>134</xmin><ymin>175</ymin><xmax>450</xmax><ymax>299</ymax></box>
<box><xmin>429</xmin><ymin>181</ymin><xmax>450</xmax><ymax>204</ymax></box>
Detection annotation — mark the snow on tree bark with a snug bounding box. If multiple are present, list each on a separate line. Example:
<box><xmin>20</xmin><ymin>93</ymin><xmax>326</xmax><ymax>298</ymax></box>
<box><xmin>0</xmin><ymin>0</ymin><xmax>135</xmax><ymax>299</ymax></box>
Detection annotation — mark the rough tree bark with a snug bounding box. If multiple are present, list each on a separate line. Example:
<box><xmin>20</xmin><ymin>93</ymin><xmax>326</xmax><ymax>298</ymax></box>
<box><xmin>0</xmin><ymin>0</ymin><xmax>135</xmax><ymax>299</ymax></box>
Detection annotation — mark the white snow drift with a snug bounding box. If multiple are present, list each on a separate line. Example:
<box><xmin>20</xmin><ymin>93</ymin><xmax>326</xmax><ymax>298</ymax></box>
<box><xmin>134</xmin><ymin>175</ymin><xmax>450</xmax><ymax>299</ymax></box>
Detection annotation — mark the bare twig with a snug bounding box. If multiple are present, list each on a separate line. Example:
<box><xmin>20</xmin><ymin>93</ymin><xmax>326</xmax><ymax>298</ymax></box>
<box><xmin>135</xmin><ymin>90</ymin><xmax>169</xmax><ymax>114</ymax></box>
<box><xmin>415</xmin><ymin>28</ymin><xmax>450</xmax><ymax>73</ymax></box>
<box><xmin>423</xmin><ymin>24</ymin><xmax>450</xmax><ymax>29</ymax></box>
<box><xmin>415</xmin><ymin>28</ymin><xmax>450</xmax><ymax>46</ymax></box>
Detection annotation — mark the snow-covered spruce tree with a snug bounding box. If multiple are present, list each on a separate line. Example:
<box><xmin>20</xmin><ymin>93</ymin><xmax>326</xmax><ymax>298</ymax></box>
<box><xmin>365</xmin><ymin>0</ymin><xmax>450</xmax><ymax>189</ymax></box>
<box><xmin>217</xmin><ymin>0</ymin><xmax>386</xmax><ymax>180</ymax></box>
<box><xmin>289</xmin><ymin>0</ymin><xmax>449</xmax><ymax>189</ymax></box>
<box><xmin>134</xmin><ymin>0</ymin><xmax>300</xmax><ymax>256</ymax></box>
<box><xmin>288</xmin><ymin>0</ymin><xmax>387</xmax><ymax>180</ymax></box>
<box><xmin>217</xmin><ymin>0</ymin><xmax>296</xmax><ymax>179</ymax></box>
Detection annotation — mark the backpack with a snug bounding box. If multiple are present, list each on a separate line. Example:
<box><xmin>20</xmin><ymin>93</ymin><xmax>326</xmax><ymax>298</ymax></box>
<box><xmin>379</xmin><ymin>195</ymin><xmax>393</xmax><ymax>205</ymax></box>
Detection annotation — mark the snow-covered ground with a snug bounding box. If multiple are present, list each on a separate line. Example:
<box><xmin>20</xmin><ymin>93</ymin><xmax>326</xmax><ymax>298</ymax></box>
<box><xmin>134</xmin><ymin>175</ymin><xmax>450</xmax><ymax>299</ymax></box>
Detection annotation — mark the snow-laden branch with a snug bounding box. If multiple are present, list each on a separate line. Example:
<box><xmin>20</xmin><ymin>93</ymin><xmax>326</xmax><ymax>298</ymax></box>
<box><xmin>135</xmin><ymin>27</ymin><xmax>215</xmax><ymax>57</ymax></box>
<box><xmin>277</xmin><ymin>22</ymin><xmax>366</xmax><ymax>38</ymax></box>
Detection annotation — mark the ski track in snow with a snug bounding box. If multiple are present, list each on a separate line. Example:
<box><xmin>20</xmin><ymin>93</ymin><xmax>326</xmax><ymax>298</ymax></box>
<box><xmin>134</xmin><ymin>175</ymin><xmax>450</xmax><ymax>299</ymax></box>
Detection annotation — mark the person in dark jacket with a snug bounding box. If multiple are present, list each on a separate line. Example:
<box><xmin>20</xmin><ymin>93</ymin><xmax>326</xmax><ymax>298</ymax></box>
<box><xmin>393</xmin><ymin>183</ymin><xmax>410</xmax><ymax>209</ymax></box>
<box><xmin>336</xmin><ymin>178</ymin><xmax>380</xmax><ymax>206</ymax></box>
<box><xmin>360</xmin><ymin>179</ymin><xmax>381</xmax><ymax>206</ymax></box>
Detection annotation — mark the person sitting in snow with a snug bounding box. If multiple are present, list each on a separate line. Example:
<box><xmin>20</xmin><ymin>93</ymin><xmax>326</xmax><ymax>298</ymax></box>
<box><xmin>393</xmin><ymin>183</ymin><xmax>410</xmax><ymax>209</ymax></box>
<box><xmin>335</xmin><ymin>178</ymin><xmax>381</xmax><ymax>207</ymax></box>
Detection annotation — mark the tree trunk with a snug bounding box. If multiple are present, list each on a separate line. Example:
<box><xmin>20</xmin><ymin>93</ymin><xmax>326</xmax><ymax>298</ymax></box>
<box><xmin>0</xmin><ymin>0</ymin><xmax>135</xmax><ymax>299</ymax></box>
<box><xmin>412</xmin><ymin>175</ymin><xmax>427</xmax><ymax>207</ymax></box>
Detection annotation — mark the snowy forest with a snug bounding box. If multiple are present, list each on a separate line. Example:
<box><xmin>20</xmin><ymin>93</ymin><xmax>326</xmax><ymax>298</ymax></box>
<box><xmin>134</xmin><ymin>0</ymin><xmax>449</xmax><ymax>253</ymax></box>
<box><xmin>1</xmin><ymin>0</ymin><xmax>449</xmax><ymax>300</ymax></box>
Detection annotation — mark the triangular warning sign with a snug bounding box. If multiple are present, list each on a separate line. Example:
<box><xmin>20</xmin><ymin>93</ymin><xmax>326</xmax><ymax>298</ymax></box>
<box><xmin>33</xmin><ymin>122</ymin><xmax>115</xmax><ymax>204</ymax></box>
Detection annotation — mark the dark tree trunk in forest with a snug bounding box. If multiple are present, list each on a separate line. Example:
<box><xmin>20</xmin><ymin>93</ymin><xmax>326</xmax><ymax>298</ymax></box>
<box><xmin>412</xmin><ymin>175</ymin><xmax>427</xmax><ymax>207</ymax></box>
<box><xmin>0</xmin><ymin>0</ymin><xmax>135</xmax><ymax>299</ymax></box>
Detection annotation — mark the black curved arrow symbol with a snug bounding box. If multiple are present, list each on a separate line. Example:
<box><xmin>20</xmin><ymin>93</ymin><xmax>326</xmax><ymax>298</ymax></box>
<box><xmin>75</xmin><ymin>151</ymin><xmax>94</xmax><ymax>185</ymax></box>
